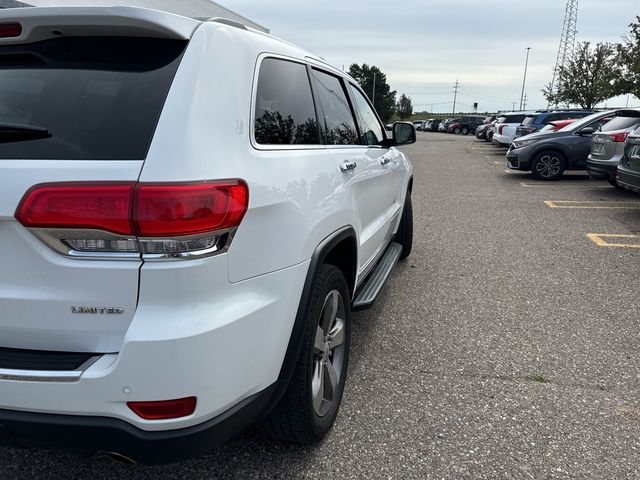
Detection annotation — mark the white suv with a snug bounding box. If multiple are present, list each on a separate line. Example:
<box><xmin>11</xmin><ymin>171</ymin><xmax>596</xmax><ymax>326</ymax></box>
<box><xmin>492</xmin><ymin>112</ymin><xmax>531</xmax><ymax>146</ymax></box>
<box><xmin>0</xmin><ymin>6</ymin><xmax>414</xmax><ymax>464</ymax></box>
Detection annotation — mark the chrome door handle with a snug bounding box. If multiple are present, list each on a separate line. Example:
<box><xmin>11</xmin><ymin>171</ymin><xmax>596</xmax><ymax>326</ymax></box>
<box><xmin>339</xmin><ymin>160</ymin><xmax>357</xmax><ymax>172</ymax></box>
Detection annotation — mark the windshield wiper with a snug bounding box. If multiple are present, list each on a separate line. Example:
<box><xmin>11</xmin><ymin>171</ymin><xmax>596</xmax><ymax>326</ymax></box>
<box><xmin>0</xmin><ymin>123</ymin><xmax>51</xmax><ymax>143</ymax></box>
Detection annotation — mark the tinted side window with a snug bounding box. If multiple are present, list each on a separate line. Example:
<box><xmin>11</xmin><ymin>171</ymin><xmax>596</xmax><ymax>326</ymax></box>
<box><xmin>312</xmin><ymin>69</ymin><xmax>358</xmax><ymax>145</ymax></box>
<box><xmin>348</xmin><ymin>84</ymin><xmax>385</xmax><ymax>146</ymax></box>
<box><xmin>505</xmin><ymin>114</ymin><xmax>526</xmax><ymax>124</ymax></box>
<box><xmin>254</xmin><ymin>58</ymin><xmax>320</xmax><ymax>145</ymax></box>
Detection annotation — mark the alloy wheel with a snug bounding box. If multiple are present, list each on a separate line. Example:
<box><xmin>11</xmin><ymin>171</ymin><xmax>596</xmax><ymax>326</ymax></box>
<box><xmin>535</xmin><ymin>154</ymin><xmax>561</xmax><ymax>178</ymax></box>
<box><xmin>312</xmin><ymin>289</ymin><xmax>346</xmax><ymax>417</ymax></box>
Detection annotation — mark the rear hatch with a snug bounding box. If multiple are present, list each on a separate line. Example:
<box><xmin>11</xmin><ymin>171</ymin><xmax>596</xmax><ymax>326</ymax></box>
<box><xmin>590</xmin><ymin>115</ymin><xmax>640</xmax><ymax>161</ymax></box>
<box><xmin>0</xmin><ymin>16</ymin><xmax>188</xmax><ymax>353</ymax></box>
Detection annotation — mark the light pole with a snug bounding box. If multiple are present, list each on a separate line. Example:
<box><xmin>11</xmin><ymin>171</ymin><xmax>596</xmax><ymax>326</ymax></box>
<box><xmin>519</xmin><ymin>47</ymin><xmax>531</xmax><ymax>110</ymax></box>
<box><xmin>372</xmin><ymin>73</ymin><xmax>376</xmax><ymax>106</ymax></box>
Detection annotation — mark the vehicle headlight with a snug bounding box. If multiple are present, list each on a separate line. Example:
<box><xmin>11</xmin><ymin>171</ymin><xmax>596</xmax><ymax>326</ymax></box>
<box><xmin>512</xmin><ymin>138</ymin><xmax>539</xmax><ymax>149</ymax></box>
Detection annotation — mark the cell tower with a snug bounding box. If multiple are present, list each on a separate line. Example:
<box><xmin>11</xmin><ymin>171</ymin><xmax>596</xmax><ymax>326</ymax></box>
<box><xmin>548</xmin><ymin>0</ymin><xmax>579</xmax><ymax>105</ymax></box>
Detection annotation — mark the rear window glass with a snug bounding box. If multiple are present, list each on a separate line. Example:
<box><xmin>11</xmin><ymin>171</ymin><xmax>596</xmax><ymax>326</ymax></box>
<box><xmin>0</xmin><ymin>36</ymin><xmax>186</xmax><ymax>160</ymax></box>
<box><xmin>521</xmin><ymin>115</ymin><xmax>537</xmax><ymax>126</ymax></box>
<box><xmin>599</xmin><ymin>116</ymin><xmax>640</xmax><ymax>132</ymax></box>
<box><xmin>504</xmin><ymin>114</ymin><xmax>526</xmax><ymax>124</ymax></box>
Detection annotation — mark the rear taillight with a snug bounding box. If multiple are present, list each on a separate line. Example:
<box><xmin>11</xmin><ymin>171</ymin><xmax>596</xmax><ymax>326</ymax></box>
<box><xmin>0</xmin><ymin>23</ymin><xmax>22</xmax><ymax>38</ymax></box>
<box><xmin>15</xmin><ymin>180</ymin><xmax>248</xmax><ymax>259</ymax></box>
<box><xmin>128</xmin><ymin>397</ymin><xmax>197</xmax><ymax>420</ymax></box>
<box><xmin>609</xmin><ymin>132</ymin><xmax>629</xmax><ymax>143</ymax></box>
<box><xmin>498</xmin><ymin>125</ymin><xmax>505</xmax><ymax>135</ymax></box>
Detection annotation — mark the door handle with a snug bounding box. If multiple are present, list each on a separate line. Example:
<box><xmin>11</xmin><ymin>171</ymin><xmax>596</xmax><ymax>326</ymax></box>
<box><xmin>339</xmin><ymin>160</ymin><xmax>357</xmax><ymax>172</ymax></box>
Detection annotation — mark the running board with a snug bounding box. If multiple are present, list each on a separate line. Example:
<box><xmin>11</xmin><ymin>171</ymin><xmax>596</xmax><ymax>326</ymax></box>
<box><xmin>352</xmin><ymin>242</ymin><xmax>402</xmax><ymax>311</ymax></box>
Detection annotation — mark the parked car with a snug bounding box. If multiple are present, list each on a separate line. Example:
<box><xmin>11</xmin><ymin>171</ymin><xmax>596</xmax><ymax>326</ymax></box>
<box><xmin>505</xmin><ymin>110</ymin><xmax>630</xmax><ymax>180</ymax></box>
<box><xmin>423</xmin><ymin>118</ymin><xmax>435</xmax><ymax>131</ymax></box>
<box><xmin>617</xmin><ymin>125</ymin><xmax>640</xmax><ymax>194</ymax></box>
<box><xmin>515</xmin><ymin>110</ymin><xmax>593</xmax><ymax>138</ymax></box>
<box><xmin>0</xmin><ymin>6</ymin><xmax>415</xmax><ymax>464</ymax></box>
<box><xmin>475</xmin><ymin>116</ymin><xmax>498</xmax><ymax>139</ymax></box>
<box><xmin>438</xmin><ymin>118</ymin><xmax>453</xmax><ymax>132</ymax></box>
<box><xmin>412</xmin><ymin>120</ymin><xmax>427</xmax><ymax>131</ymax></box>
<box><xmin>587</xmin><ymin>113</ymin><xmax>640</xmax><ymax>186</ymax></box>
<box><xmin>428</xmin><ymin>118</ymin><xmax>442</xmax><ymax>131</ymax></box>
<box><xmin>538</xmin><ymin>118</ymin><xmax>578</xmax><ymax>132</ymax></box>
<box><xmin>447</xmin><ymin>115</ymin><xmax>485</xmax><ymax>135</ymax></box>
<box><xmin>485</xmin><ymin>118</ymin><xmax>502</xmax><ymax>142</ymax></box>
<box><xmin>492</xmin><ymin>112</ymin><xmax>532</xmax><ymax>146</ymax></box>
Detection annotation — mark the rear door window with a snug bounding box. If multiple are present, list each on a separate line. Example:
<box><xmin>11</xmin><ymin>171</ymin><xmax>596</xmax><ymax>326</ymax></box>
<box><xmin>311</xmin><ymin>69</ymin><xmax>358</xmax><ymax>145</ymax></box>
<box><xmin>0</xmin><ymin>36</ymin><xmax>186</xmax><ymax>160</ymax></box>
<box><xmin>254</xmin><ymin>57</ymin><xmax>320</xmax><ymax>145</ymax></box>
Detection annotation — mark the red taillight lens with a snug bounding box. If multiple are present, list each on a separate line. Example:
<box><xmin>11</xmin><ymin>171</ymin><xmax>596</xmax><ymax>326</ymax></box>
<box><xmin>0</xmin><ymin>23</ymin><xmax>22</xmax><ymax>38</ymax></box>
<box><xmin>498</xmin><ymin>125</ymin><xmax>505</xmax><ymax>135</ymax></box>
<box><xmin>609</xmin><ymin>132</ymin><xmax>629</xmax><ymax>143</ymax></box>
<box><xmin>15</xmin><ymin>180</ymin><xmax>249</xmax><ymax>237</ymax></box>
<box><xmin>15</xmin><ymin>183</ymin><xmax>135</xmax><ymax>235</ymax></box>
<box><xmin>128</xmin><ymin>397</ymin><xmax>197</xmax><ymax>420</ymax></box>
<box><xmin>134</xmin><ymin>180</ymin><xmax>248</xmax><ymax>237</ymax></box>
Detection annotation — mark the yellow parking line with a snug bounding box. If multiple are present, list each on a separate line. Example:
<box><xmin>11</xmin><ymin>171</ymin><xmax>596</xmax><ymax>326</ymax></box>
<box><xmin>521</xmin><ymin>182</ymin><xmax>611</xmax><ymax>188</ymax></box>
<box><xmin>545</xmin><ymin>200</ymin><xmax>640</xmax><ymax>209</ymax></box>
<box><xmin>587</xmin><ymin>234</ymin><xmax>640</xmax><ymax>248</ymax></box>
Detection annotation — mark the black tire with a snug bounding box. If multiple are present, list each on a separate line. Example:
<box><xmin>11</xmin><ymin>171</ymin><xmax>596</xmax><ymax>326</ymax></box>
<box><xmin>454</xmin><ymin>127</ymin><xmax>461</xmax><ymax>134</ymax></box>
<box><xmin>396</xmin><ymin>192</ymin><xmax>413</xmax><ymax>260</ymax></box>
<box><xmin>262</xmin><ymin>265</ymin><xmax>351</xmax><ymax>444</ymax></box>
<box><xmin>530</xmin><ymin>150</ymin><xmax>566</xmax><ymax>181</ymax></box>
<box><xmin>608</xmin><ymin>176</ymin><xmax>620</xmax><ymax>188</ymax></box>
<box><xmin>486</xmin><ymin>131</ymin><xmax>494</xmax><ymax>142</ymax></box>
<box><xmin>461</xmin><ymin>126</ymin><xmax>469</xmax><ymax>135</ymax></box>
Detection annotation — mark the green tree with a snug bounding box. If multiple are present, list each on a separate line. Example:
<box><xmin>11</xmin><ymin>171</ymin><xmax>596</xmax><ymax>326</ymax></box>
<box><xmin>616</xmin><ymin>16</ymin><xmax>640</xmax><ymax>100</ymax></box>
<box><xmin>348</xmin><ymin>63</ymin><xmax>396</xmax><ymax>122</ymax></box>
<box><xmin>542</xmin><ymin>42</ymin><xmax>620</xmax><ymax>109</ymax></box>
<box><xmin>396</xmin><ymin>94</ymin><xmax>413</xmax><ymax>121</ymax></box>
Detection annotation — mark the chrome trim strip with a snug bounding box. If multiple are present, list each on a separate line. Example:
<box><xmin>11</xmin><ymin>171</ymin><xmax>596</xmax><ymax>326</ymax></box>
<box><xmin>0</xmin><ymin>355</ymin><xmax>101</xmax><ymax>383</ymax></box>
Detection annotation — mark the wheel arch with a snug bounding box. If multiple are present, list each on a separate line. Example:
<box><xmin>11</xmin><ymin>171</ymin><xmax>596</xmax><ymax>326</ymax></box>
<box><xmin>275</xmin><ymin>226</ymin><xmax>357</xmax><ymax>386</ymax></box>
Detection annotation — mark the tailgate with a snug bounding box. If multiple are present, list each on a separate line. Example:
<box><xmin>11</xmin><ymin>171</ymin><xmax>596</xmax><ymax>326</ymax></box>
<box><xmin>0</xmin><ymin>32</ymin><xmax>187</xmax><ymax>353</ymax></box>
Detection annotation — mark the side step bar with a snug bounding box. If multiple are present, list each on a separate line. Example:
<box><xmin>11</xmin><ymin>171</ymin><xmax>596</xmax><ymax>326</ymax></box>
<box><xmin>352</xmin><ymin>242</ymin><xmax>402</xmax><ymax>311</ymax></box>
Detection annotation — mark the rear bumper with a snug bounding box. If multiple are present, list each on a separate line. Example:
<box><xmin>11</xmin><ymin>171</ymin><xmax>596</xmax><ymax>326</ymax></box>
<box><xmin>586</xmin><ymin>160</ymin><xmax>616</xmax><ymax>180</ymax></box>
<box><xmin>617</xmin><ymin>167</ymin><xmax>640</xmax><ymax>193</ymax></box>
<box><xmin>0</xmin><ymin>382</ymin><xmax>280</xmax><ymax>465</ymax></box>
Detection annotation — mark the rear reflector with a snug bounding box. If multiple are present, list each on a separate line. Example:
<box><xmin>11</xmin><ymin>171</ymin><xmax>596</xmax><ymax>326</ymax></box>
<box><xmin>0</xmin><ymin>23</ymin><xmax>22</xmax><ymax>38</ymax></box>
<box><xmin>15</xmin><ymin>180</ymin><xmax>248</xmax><ymax>237</ymax></box>
<box><xmin>128</xmin><ymin>397</ymin><xmax>197</xmax><ymax>420</ymax></box>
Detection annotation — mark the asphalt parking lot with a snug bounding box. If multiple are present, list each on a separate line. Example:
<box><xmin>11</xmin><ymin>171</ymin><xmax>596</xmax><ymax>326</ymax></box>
<box><xmin>2</xmin><ymin>132</ymin><xmax>639</xmax><ymax>479</ymax></box>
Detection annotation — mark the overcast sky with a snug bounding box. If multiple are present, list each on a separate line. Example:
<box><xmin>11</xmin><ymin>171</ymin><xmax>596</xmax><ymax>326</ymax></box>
<box><xmin>227</xmin><ymin>0</ymin><xmax>639</xmax><ymax>114</ymax></box>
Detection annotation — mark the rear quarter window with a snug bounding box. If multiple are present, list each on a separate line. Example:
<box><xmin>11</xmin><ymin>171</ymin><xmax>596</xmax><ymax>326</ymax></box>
<box><xmin>253</xmin><ymin>57</ymin><xmax>320</xmax><ymax>146</ymax></box>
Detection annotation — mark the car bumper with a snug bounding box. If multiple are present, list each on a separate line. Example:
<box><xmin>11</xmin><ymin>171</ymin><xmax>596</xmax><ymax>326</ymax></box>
<box><xmin>586</xmin><ymin>160</ymin><xmax>617</xmax><ymax>180</ymax></box>
<box><xmin>505</xmin><ymin>147</ymin><xmax>530</xmax><ymax>170</ymax></box>
<box><xmin>0</xmin><ymin>258</ymin><xmax>310</xmax><ymax>458</ymax></box>
<box><xmin>617</xmin><ymin>167</ymin><xmax>640</xmax><ymax>193</ymax></box>
<box><xmin>0</xmin><ymin>381</ymin><xmax>281</xmax><ymax>465</ymax></box>
<box><xmin>492</xmin><ymin>134</ymin><xmax>511</xmax><ymax>146</ymax></box>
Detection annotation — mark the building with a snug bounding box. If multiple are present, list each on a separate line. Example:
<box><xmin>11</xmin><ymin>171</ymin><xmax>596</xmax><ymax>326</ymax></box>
<box><xmin>0</xmin><ymin>0</ymin><xmax>269</xmax><ymax>33</ymax></box>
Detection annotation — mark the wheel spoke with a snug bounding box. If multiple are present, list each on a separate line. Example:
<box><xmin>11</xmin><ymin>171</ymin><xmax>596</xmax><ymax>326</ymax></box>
<box><xmin>322</xmin><ymin>290</ymin><xmax>339</xmax><ymax>333</ymax></box>
<box><xmin>328</xmin><ymin>319</ymin><xmax>345</xmax><ymax>349</ymax></box>
<box><xmin>312</xmin><ymin>360</ymin><xmax>324</xmax><ymax>413</ymax></box>
<box><xmin>314</xmin><ymin>325</ymin><xmax>325</xmax><ymax>352</ymax></box>
<box><xmin>325</xmin><ymin>359</ymin><xmax>339</xmax><ymax>400</ymax></box>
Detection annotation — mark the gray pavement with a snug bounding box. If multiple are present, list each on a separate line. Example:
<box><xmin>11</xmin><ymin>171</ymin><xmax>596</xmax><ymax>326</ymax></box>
<box><xmin>2</xmin><ymin>133</ymin><xmax>639</xmax><ymax>478</ymax></box>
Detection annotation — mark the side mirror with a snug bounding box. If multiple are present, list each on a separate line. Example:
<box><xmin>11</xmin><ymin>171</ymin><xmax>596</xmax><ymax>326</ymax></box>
<box><xmin>578</xmin><ymin>126</ymin><xmax>595</xmax><ymax>135</ymax></box>
<box><xmin>389</xmin><ymin>122</ymin><xmax>416</xmax><ymax>146</ymax></box>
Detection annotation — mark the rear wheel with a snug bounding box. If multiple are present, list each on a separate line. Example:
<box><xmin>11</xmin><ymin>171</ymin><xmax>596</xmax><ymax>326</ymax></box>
<box><xmin>531</xmin><ymin>150</ymin><xmax>566</xmax><ymax>181</ymax></box>
<box><xmin>461</xmin><ymin>126</ymin><xmax>469</xmax><ymax>135</ymax></box>
<box><xmin>454</xmin><ymin>127</ymin><xmax>461</xmax><ymax>134</ymax></box>
<box><xmin>262</xmin><ymin>265</ymin><xmax>351</xmax><ymax>444</ymax></box>
<box><xmin>396</xmin><ymin>193</ymin><xmax>413</xmax><ymax>260</ymax></box>
<box><xmin>608</xmin><ymin>176</ymin><xmax>621</xmax><ymax>188</ymax></box>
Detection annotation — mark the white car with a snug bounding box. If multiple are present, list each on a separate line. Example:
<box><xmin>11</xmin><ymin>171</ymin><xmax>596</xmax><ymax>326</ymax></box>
<box><xmin>492</xmin><ymin>112</ymin><xmax>532</xmax><ymax>146</ymax></box>
<box><xmin>0</xmin><ymin>6</ymin><xmax>414</xmax><ymax>464</ymax></box>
